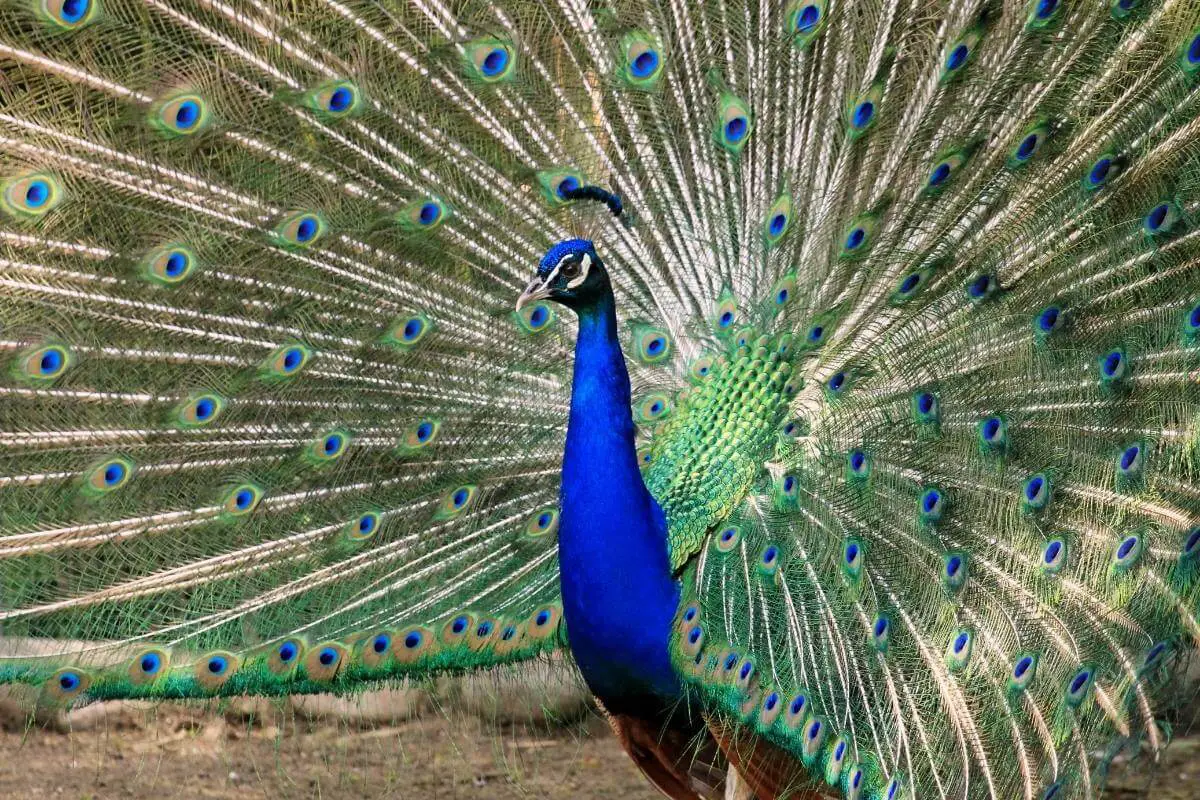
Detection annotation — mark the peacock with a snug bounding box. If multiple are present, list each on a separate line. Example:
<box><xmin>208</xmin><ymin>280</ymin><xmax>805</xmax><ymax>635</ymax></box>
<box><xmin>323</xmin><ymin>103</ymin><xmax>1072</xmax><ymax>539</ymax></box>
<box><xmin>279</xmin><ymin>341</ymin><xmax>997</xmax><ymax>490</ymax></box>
<box><xmin>2</xmin><ymin>0</ymin><xmax>1200</xmax><ymax>797</ymax></box>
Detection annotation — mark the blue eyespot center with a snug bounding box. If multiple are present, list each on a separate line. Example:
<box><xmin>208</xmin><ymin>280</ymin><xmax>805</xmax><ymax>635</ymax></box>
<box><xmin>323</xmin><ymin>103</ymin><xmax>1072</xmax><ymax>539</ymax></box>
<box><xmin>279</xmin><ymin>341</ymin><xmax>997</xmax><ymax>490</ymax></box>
<box><xmin>235</xmin><ymin>489</ymin><xmax>254</xmax><ymax>510</ymax></box>
<box><xmin>776</xmin><ymin>288</ymin><xmax>789</xmax><ymax>303</ymax></box>
<box><xmin>324</xmin><ymin>434</ymin><xmax>343</xmax><ymax>455</ymax></box>
<box><xmin>452</xmin><ymin>616</ymin><xmax>468</xmax><ymax>634</ymax></box>
<box><xmin>1190</xmin><ymin>34</ymin><xmax>1200</xmax><ymax>65</ymax></box>
<box><xmin>405</xmin><ymin>631</ymin><xmax>422</xmax><ymax>649</ymax></box>
<box><xmin>916</xmin><ymin>392</ymin><xmax>934</xmax><ymax>415</ymax></box>
<box><xmin>1026</xmin><ymin>476</ymin><xmax>1045</xmax><ymax>501</ymax></box>
<box><xmin>725</xmin><ymin>116</ymin><xmax>748</xmax><ymax>142</ymax></box>
<box><xmin>278</xmin><ymin>642</ymin><xmax>297</xmax><ymax>662</ymax></box>
<box><xmin>968</xmin><ymin>275</ymin><xmax>991</xmax><ymax>298</ymax></box>
<box><xmin>646</xmin><ymin>336</ymin><xmax>665</xmax><ymax>355</ymax></box>
<box><xmin>1185</xmin><ymin>528</ymin><xmax>1200</xmax><ymax>556</ymax></box>
<box><xmin>1117</xmin><ymin>536</ymin><xmax>1139</xmax><ymax>560</ymax></box>
<box><xmin>535</xmin><ymin>610</ymin><xmax>551</xmax><ymax>626</ymax></box>
<box><xmin>808</xmin><ymin>325</ymin><xmax>824</xmax><ymax>342</ymax></box>
<box><xmin>141</xmin><ymin>654</ymin><xmax>161</xmax><ymax>673</ymax></box>
<box><xmin>452</xmin><ymin>488</ymin><xmax>469</xmax><ymax>507</ymax></box>
<box><xmin>476</xmin><ymin>621</ymin><xmax>493</xmax><ymax>637</ymax></box>
<box><xmin>1102</xmin><ymin>350</ymin><xmax>1124</xmax><ymax>377</ymax></box>
<box><xmin>208</xmin><ymin>656</ymin><xmax>228</xmax><ymax>674</ymax></box>
<box><xmin>194</xmin><ymin>397</ymin><xmax>215</xmax><ymax>420</ymax></box>
<box><xmin>318</xmin><ymin>647</ymin><xmax>337</xmax><ymax>666</ymax></box>
<box><xmin>852</xmin><ymin>102</ymin><xmax>874</xmax><ymax>129</ymax></box>
<box><xmin>175</xmin><ymin>100</ymin><xmax>200</xmax><ymax>129</ymax></box>
<box><xmin>328</xmin><ymin>87</ymin><xmax>353</xmax><ymax>112</ymax></box>
<box><xmin>418</xmin><ymin>202</ymin><xmax>440</xmax><ymax>225</ymax></box>
<box><xmin>719</xmin><ymin>311</ymin><xmax>734</xmax><ymax>327</ymax></box>
<box><xmin>846</xmin><ymin>227</ymin><xmax>865</xmax><ymax>250</ymax></box>
<box><xmin>372</xmin><ymin>634</ymin><xmax>390</xmax><ymax>653</ymax></box>
<box><xmin>39</xmin><ymin>349</ymin><xmax>63</xmax><ymax>374</ymax></box>
<box><xmin>104</xmin><ymin>463</ymin><xmax>125</xmax><ymax>486</ymax></box>
<box><xmin>296</xmin><ymin>217</ymin><xmax>318</xmax><ymax>242</ymax></box>
<box><xmin>358</xmin><ymin>514</ymin><xmax>376</xmax><ymax>534</ymax></box>
<box><xmin>874</xmin><ymin>618</ymin><xmax>888</xmax><ymax>638</ymax></box>
<box><xmin>765</xmin><ymin>693</ymin><xmax>778</xmax><ymax>711</ymax></box>
<box><xmin>947</xmin><ymin>44</ymin><xmax>968</xmax><ymax>71</ymax></box>
<box><xmin>529</xmin><ymin>305</ymin><xmax>548</xmax><ymax>327</ymax></box>
<box><xmin>26</xmin><ymin>179</ymin><xmax>51</xmax><ymax>208</ymax></box>
<box><xmin>790</xmin><ymin>695</ymin><xmax>807</xmax><ymax>715</ymax></box>
<box><xmin>845</xmin><ymin>542</ymin><xmax>859</xmax><ymax>563</ymax></box>
<box><xmin>1044</xmin><ymin>540</ymin><xmax>1062</xmax><ymax>563</ymax></box>
<box><xmin>1089</xmin><ymin>158</ymin><xmax>1112</xmax><ymax>186</ymax></box>
<box><xmin>769</xmin><ymin>213</ymin><xmax>787</xmax><ymax>236</ymax></box>
<box><xmin>402</xmin><ymin>318</ymin><xmax>423</xmax><ymax>341</ymax></box>
<box><xmin>850</xmin><ymin>451</ymin><xmax>866</xmax><ymax>472</ymax></box>
<box><xmin>1070</xmin><ymin>670</ymin><xmax>1090</xmax><ymax>694</ymax></box>
<box><xmin>922</xmin><ymin>490</ymin><xmax>941</xmax><ymax>513</ymax></box>
<box><xmin>61</xmin><ymin>0</ymin><xmax>89</xmax><ymax>22</ymax></box>
<box><xmin>783</xmin><ymin>475</ymin><xmax>796</xmax><ymax>493</ymax></box>
<box><xmin>482</xmin><ymin>48</ymin><xmax>509</xmax><ymax>76</ymax></box>
<box><xmin>1120</xmin><ymin>445</ymin><xmax>1140</xmax><ymax>471</ymax></box>
<box><xmin>796</xmin><ymin>5</ymin><xmax>820</xmax><ymax>32</ymax></box>
<box><xmin>954</xmin><ymin>633</ymin><xmax>969</xmax><ymax>652</ymax></box>
<box><xmin>946</xmin><ymin>556</ymin><xmax>962</xmax><ymax>576</ymax></box>
<box><xmin>1016</xmin><ymin>134</ymin><xmax>1039</xmax><ymax>161</ymax></box>
<box><xmin>1014</xmin><ymin>656</ymin><xmax>1033</xmax><ymax>678</ymax></box>
<box><xmin>929</xmin><ymin>162</ymin><xmax>951</xmax><ymax>186</ymax></box>
<box><xmin>631</xmin><ymin>50</ymin><xmax>660</xmax><ymax>78</ymax></box>
<box><xmin>829</xmin><ymin>372</ymin><xmax>845</xmax><ymax>391</ymax></box>
<box><xmin>1038</xmin><ymin>306</ymin><xmax>1060</xmax><ymax>332</ymax></box>
<box><xmin>59</xmin><ymin>672</ymin><xmax>80</xmax><ymax>690</ymax></box>
<box><xmin>165</xmin><ymin>251</ymin><xmax>188</xmax><ymax>277</ymax></box>
<box><xmin>1147</xmin><ymin>204</ymin><xmax>1170</xmax><ymax>230</ymax></box>
<box><xmin>1036</xmin><ymin>0</ymin><xmax>1059</xmax><ymax>19</ymax></box>
<box><xmin>763</xmin><ymin>546</ymin><xmax>778</xmax><ymax>564</ymax></box>
<box><xmin>808</xmin><ymin>720</ymin><xmax>822</xmax><ymax>739</ymax></box>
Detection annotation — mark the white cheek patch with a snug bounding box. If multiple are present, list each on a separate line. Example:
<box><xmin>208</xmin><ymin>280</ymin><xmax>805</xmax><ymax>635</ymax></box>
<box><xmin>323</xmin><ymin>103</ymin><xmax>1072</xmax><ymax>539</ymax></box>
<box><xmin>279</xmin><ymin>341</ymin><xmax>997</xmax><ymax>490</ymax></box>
<box><xmin>566</xmin><ymin>253</ymin><xmax>591</xmax><ymax>288</ymax></box>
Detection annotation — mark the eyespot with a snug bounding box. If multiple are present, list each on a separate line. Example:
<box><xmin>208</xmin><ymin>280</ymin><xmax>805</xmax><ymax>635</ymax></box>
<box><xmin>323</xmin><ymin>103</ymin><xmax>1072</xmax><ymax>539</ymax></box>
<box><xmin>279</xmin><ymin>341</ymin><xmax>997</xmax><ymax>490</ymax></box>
<box><xmin>631</xmin><ymin>325</ymin><xmax>671</xmax><ymax>364</ymax></box>
<box><xmin>259</xmin><ymin>343</ymin><xmax>312</xmax><ymax>380</ymax></box>
<box><xmin>713</xmin><ymin>295</ymin><xmax>738</xmax><ymax>331</ymax></box>
<box><xmin>1144</xmin><ymin>202</ymin><xmax>1180</xmax><ymax>236</ymax></box>
<box><xmin>39</xmin><ymin>0</ymin><xmax>97</xmax><ymax>29</ymax></box>
<box><xmin>716</xmin><ymin>94</ymin><xmax>752</xmax><ymax>153</ymax></box>
<box><xmin>393</xmin><ymin>625</ymin><xmax>436</xmax><ymax>663</ymax></box>
<box><xmin>467</xmin><ymin>39</ymin><xmax>515</xmax><ymax>82</ymax></box>
<box><xmin>1084</xmin><ymin>154</ymin><xmax>1121</xmax><ymax>191</ymax></box>
<box><xmin>763</xmin><ymin>194</ymin><xmax>794</xmax><ymax>245</ymax></box>
<box><xmin>46</xmin><ymin>668</ymin><xmax>89</xmax><ymax>703</ymax></box>
<box><xmin>1023</xmin><ymin>473</ymin><xmax>1050</xmax><ymax>510</ymax></box>
<box><xmin>1143</xmin><ymin>641</ymin><xmax>1170</xmax><ymax>670</ymax></box>
<box><xmin>398</xmin><ymin>197</ymin><xmax>449</xmax><ymax>232</ymax></box>
<box><xmin>943</xmin><ymin>552</ymin><xmax>968</xmax><ymax>593</ymax></box>
<box><xmin>308</xmin><ymin>80</ymin><xmax>360</xmax><ymax>117</ymax></box>
<box><xmin>926</xmin><ymin>152</ymin><xmax>966</xmax><ymax>192</ymax></box>
<box><xmin>267</xmin><ymin>639</ymin><xmax>303</xmax><ymax>674</ymax></box>
<box><xmin>839</xmin><ymin>213</ymin><xmax>879</xmax><ymax>259</ymax></box>
<box><xmin>870</xmin><ymin>616</ymin><xmax>890</xmax><ymax>651</ymax></box>
<box><xmin>771</xmin><ymin>273</ymin><xmax>797</xmax><ymax>309</ymax></box>
<box><xmin>622</xmin><ymin>32</ymin><xmax>665</xmax><ymax>87</ymax></box>
<box><xmin>1183</xmin><ymin>31</ymin><xmax>1200</xmax><ymax>73</ymax></box>
<box><xmin>345</xmin><ymin>511</ymin><xmax>380</xmax><ymax>541</ymax></box>
<box><xmin>635</xmin><ymin>393</ymin><xmax>672</xmax><ymax>423</ymax></box>
<box><xmin>305</xmin><ymin>642</ymin><xmax>346</xmax><ymax>681</ymax></box>
<box><xmin>400</xmin><ymin>418</ymin><xmax>441</xmax><ymax>453</ymax></box>
<box><xmin>308</xmin><ymin>430</ymin><xmax>350</xmax><ymax>464</ymax></box>
<box><xmin>176</xmin><ymin>393</ymin><xmax>224</xmax><ymax>427</ymax></box>
<box><xmin>1097</xmin><ymin>348</ymin><xmax>1129</xmax><ymax>383</ymax></box>
<box><xmin>945</xmin><ymin>628</ymin><xmax>973</xmax><ymax>672</ymax></box>
<box><xmin>714</xmin><ymin>525</ymin><xmax>742</xmax><ymax>553</ymax></box>
<box><xmin>1010</xmin><ymin>653</ymin><xmax>1038</xmax><ymax>691</ymax></box>
<box><xmin>1028</xmin><ymin>0</ymin><xmax>1062</xmax><ymax>27</ymax></box>
<box><xmin>941</xmin><ymin>28</ymin><xmax>982</xmax><ymax>82</ymax></box>
<box><xmin>196</xmin><ymin>651</ymin><xmax>239</xmax><ymax>690</ymax></box>
<box><xmin>128</xmin><ymin>648</ymin><xmax>169</xmax><ymax>685</ymax></box>
<box><xmin>846</xmin><ymin>83</ymin><xmax>883</xmax><ymax>139</ymax></box>
<box><xmin>787</xmin><ymin>1</ymin><xmax>827</xmax><ymax>48</ymax></box>
<box><xmin>912</xmin><ymin>390</ymin><xmax>939</xmax><ymax>423</ymax></box>
<box><xmin>515</xmin><ymin>301</ymin><xmax>556</xmax><ymax>334</ymax></box>
<box><xmin>275</xmin><ymin>211</ymin><xmax>326</xmax><ymax>247</ymax></box>
<box><xmin>1041</xmin><ymin>538</ymin><xmax>1067</xmax><ymax>574</ymax></box>
<box><xmin>383</xmin><ymin>313</ymin><xmax>432</xmax><ymax>349</ymax></box>
<box><xmin>525</xmin><ymin>507</ymin><xmax>559</xmax><ymax>539</ymax></box>
<box><xmin>825</xmin><ymin>371</ymin><xmax>848</xmax><ymax>396</ymax></box>
<box><xmin>527</xmin><ymin>605</ymin><xmax>561</xmax><ymax>640</ymax></box>
<box><xmin>779</xmin><ymin>474</ymin><xmax>799</xmax><ymax>503</ymax></box>
<box><xmin>223</xmin><ymin>483</ymin><xmax>263</xmax><ymax>516</ymax></box>
<box><xmin>1009</xmin><ymin>122</ymin><xmax>1050</xmax><ymax>167</ymax></box>
<box><xmin>3</xmin><ymin>172</ymin><xmax>64</xmax><ymax>217</ymax></box>
<box><xmin>85</xmin><ymin>456</ymin><xmax>133</xmax><ymax>495</ymax></box>
<box><xmin>966</xmin><ymin>273</ymin><xmax>995</xmax><ymax>301</ymax></box>
<box><xmin>759</xmin><ymin>545</ymin><xmax>780</xmax><ymax>574</ymax></box>
<box><xmin>435</xmin><ymin>484</ymin><xmax>477</xmax><ymax>519</ymax></box>
<box><xmin>14</xmin><ymin>343</ymin><xmax>72</xmax><ymax>383</ymax></box>
<box><xmin>919</xmin><ymin>487</ymin><xmax>945</xmax><ymax>522</ymax></box>
<box><xmin>151</xmin><ymin>93</ymin><xmax>209</xmax><ymax>136</ymax></box>
<box><xmin>1036</xmin><ymin>305</ymin><xmax>1064</xmax><ymax>336</ymax></box>
<box><xmin>142</xmin><ymin>245</ymin><xmax>197</xmax><ymax>285</ymax></box>
<box><xmin>842</xmin><ymin>539</ymin><xmax>864</xmax><ymax>578</ymax></box>
<box><xmin>1117</xmin><ymin>442</ymin><xmax>1145</xmax><ymax>478</ymax></box>
<box><xmin>800</xmin><ymin>715</ymin><xmax>828</xmax><ymax>764</ymax></box>
<box><xmin>846</xmin><ymin>449</ymin><xmax>870</xmax><ymax>481</ymax></box>
<box><xmin>1112</xmin><ymin>533</ymin><xmax>1144</xmax><ymax>571</ymax></box>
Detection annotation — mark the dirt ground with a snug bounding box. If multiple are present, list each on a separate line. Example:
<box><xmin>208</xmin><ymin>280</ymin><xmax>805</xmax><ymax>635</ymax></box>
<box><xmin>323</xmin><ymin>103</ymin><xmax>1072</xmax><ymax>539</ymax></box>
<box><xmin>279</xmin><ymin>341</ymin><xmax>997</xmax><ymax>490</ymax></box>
<box><xmin>0</xmin><ymin>697</ymin><xmax>1197</xmax><ymax>799</ymax></box>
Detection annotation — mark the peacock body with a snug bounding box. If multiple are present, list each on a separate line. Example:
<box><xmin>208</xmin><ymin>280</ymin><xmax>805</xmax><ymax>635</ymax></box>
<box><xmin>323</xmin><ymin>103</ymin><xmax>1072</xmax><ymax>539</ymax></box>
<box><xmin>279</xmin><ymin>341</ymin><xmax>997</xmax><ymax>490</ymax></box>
<box><xmin>3</xmin><ymin>0</ymin><xmax>1200</xmax><ymax>798</ymax></box>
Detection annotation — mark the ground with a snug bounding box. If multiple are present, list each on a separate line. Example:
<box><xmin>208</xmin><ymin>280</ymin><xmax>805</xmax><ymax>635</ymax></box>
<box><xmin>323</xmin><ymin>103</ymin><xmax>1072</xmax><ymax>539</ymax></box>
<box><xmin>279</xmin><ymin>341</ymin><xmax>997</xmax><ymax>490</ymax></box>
<box><xmin>0</xmin><ymin>684</ymin><xmax>1197</xmax><ymax>799</ymax></box>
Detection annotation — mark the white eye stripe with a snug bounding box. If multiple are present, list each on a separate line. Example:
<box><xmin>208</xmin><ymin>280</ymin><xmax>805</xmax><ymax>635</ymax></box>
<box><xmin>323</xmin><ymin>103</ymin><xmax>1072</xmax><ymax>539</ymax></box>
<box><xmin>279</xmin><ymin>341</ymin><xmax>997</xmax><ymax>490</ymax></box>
<box><xmin>566</xmin><ymin>253</ymin><xmax>591</xmax><ymax>288</ymax></box>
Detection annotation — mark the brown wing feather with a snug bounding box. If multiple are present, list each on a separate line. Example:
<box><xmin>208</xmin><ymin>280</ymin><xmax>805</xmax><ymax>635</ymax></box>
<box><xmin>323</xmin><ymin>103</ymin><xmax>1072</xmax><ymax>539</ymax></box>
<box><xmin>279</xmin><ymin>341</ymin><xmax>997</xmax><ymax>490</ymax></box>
<box><xmin>706</xmin><ymin>717</ymin><xmax>833</xmax><ymax>800</ymax></box>
<box><xmin>597</xmin><ymin>699</ymin><xmax>728</xmax><ymax>800</ymax></box>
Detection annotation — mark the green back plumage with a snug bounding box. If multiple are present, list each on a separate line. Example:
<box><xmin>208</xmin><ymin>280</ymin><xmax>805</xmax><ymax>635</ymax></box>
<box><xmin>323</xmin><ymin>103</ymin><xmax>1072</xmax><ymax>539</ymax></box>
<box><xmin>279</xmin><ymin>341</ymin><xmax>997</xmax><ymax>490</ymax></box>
<box><xmin>3</xmin><ymin>1</ymin><xmax>1200</xmax><ymax>799</ymax></box>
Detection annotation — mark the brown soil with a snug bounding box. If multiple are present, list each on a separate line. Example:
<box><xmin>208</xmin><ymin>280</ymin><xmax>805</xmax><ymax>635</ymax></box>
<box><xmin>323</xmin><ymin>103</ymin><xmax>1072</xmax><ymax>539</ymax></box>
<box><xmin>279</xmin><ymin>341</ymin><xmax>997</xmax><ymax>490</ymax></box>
<box><xmin>0</xmin><ymin>699</ymin><xmax>1196</xmax><ymax>799</ymax></box>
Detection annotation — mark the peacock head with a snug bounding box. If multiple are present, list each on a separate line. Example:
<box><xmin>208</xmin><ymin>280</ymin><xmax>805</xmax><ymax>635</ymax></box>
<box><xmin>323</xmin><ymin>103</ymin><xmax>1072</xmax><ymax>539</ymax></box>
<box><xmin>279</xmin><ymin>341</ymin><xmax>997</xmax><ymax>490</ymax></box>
<box><xmin>517</xmin><ymin>238</ymin><xmax>611</xmax><ymax>312</ymax></box>
<box><xmin>516</xmin><ymin>184</ymin><xmax>622</xmax><ymax>314</ymax></box>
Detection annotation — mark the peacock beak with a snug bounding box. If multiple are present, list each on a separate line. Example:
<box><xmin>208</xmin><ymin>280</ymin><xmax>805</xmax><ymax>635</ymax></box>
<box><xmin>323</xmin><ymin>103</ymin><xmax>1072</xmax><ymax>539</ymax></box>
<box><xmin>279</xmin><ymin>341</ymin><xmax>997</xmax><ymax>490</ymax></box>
<box><xmin>516</xmin><ymin>277</ymin><xmax>552</xmax><ymax>311</ymax></box>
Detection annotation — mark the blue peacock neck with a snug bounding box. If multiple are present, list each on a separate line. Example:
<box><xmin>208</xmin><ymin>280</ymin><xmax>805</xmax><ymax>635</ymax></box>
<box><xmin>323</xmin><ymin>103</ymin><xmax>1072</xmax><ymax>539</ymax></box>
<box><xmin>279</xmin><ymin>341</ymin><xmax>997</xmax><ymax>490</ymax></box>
<box><xmin>557</xmin><ymin>288</ymin><xmax>682</xmax><ymax>705</ymax></box>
